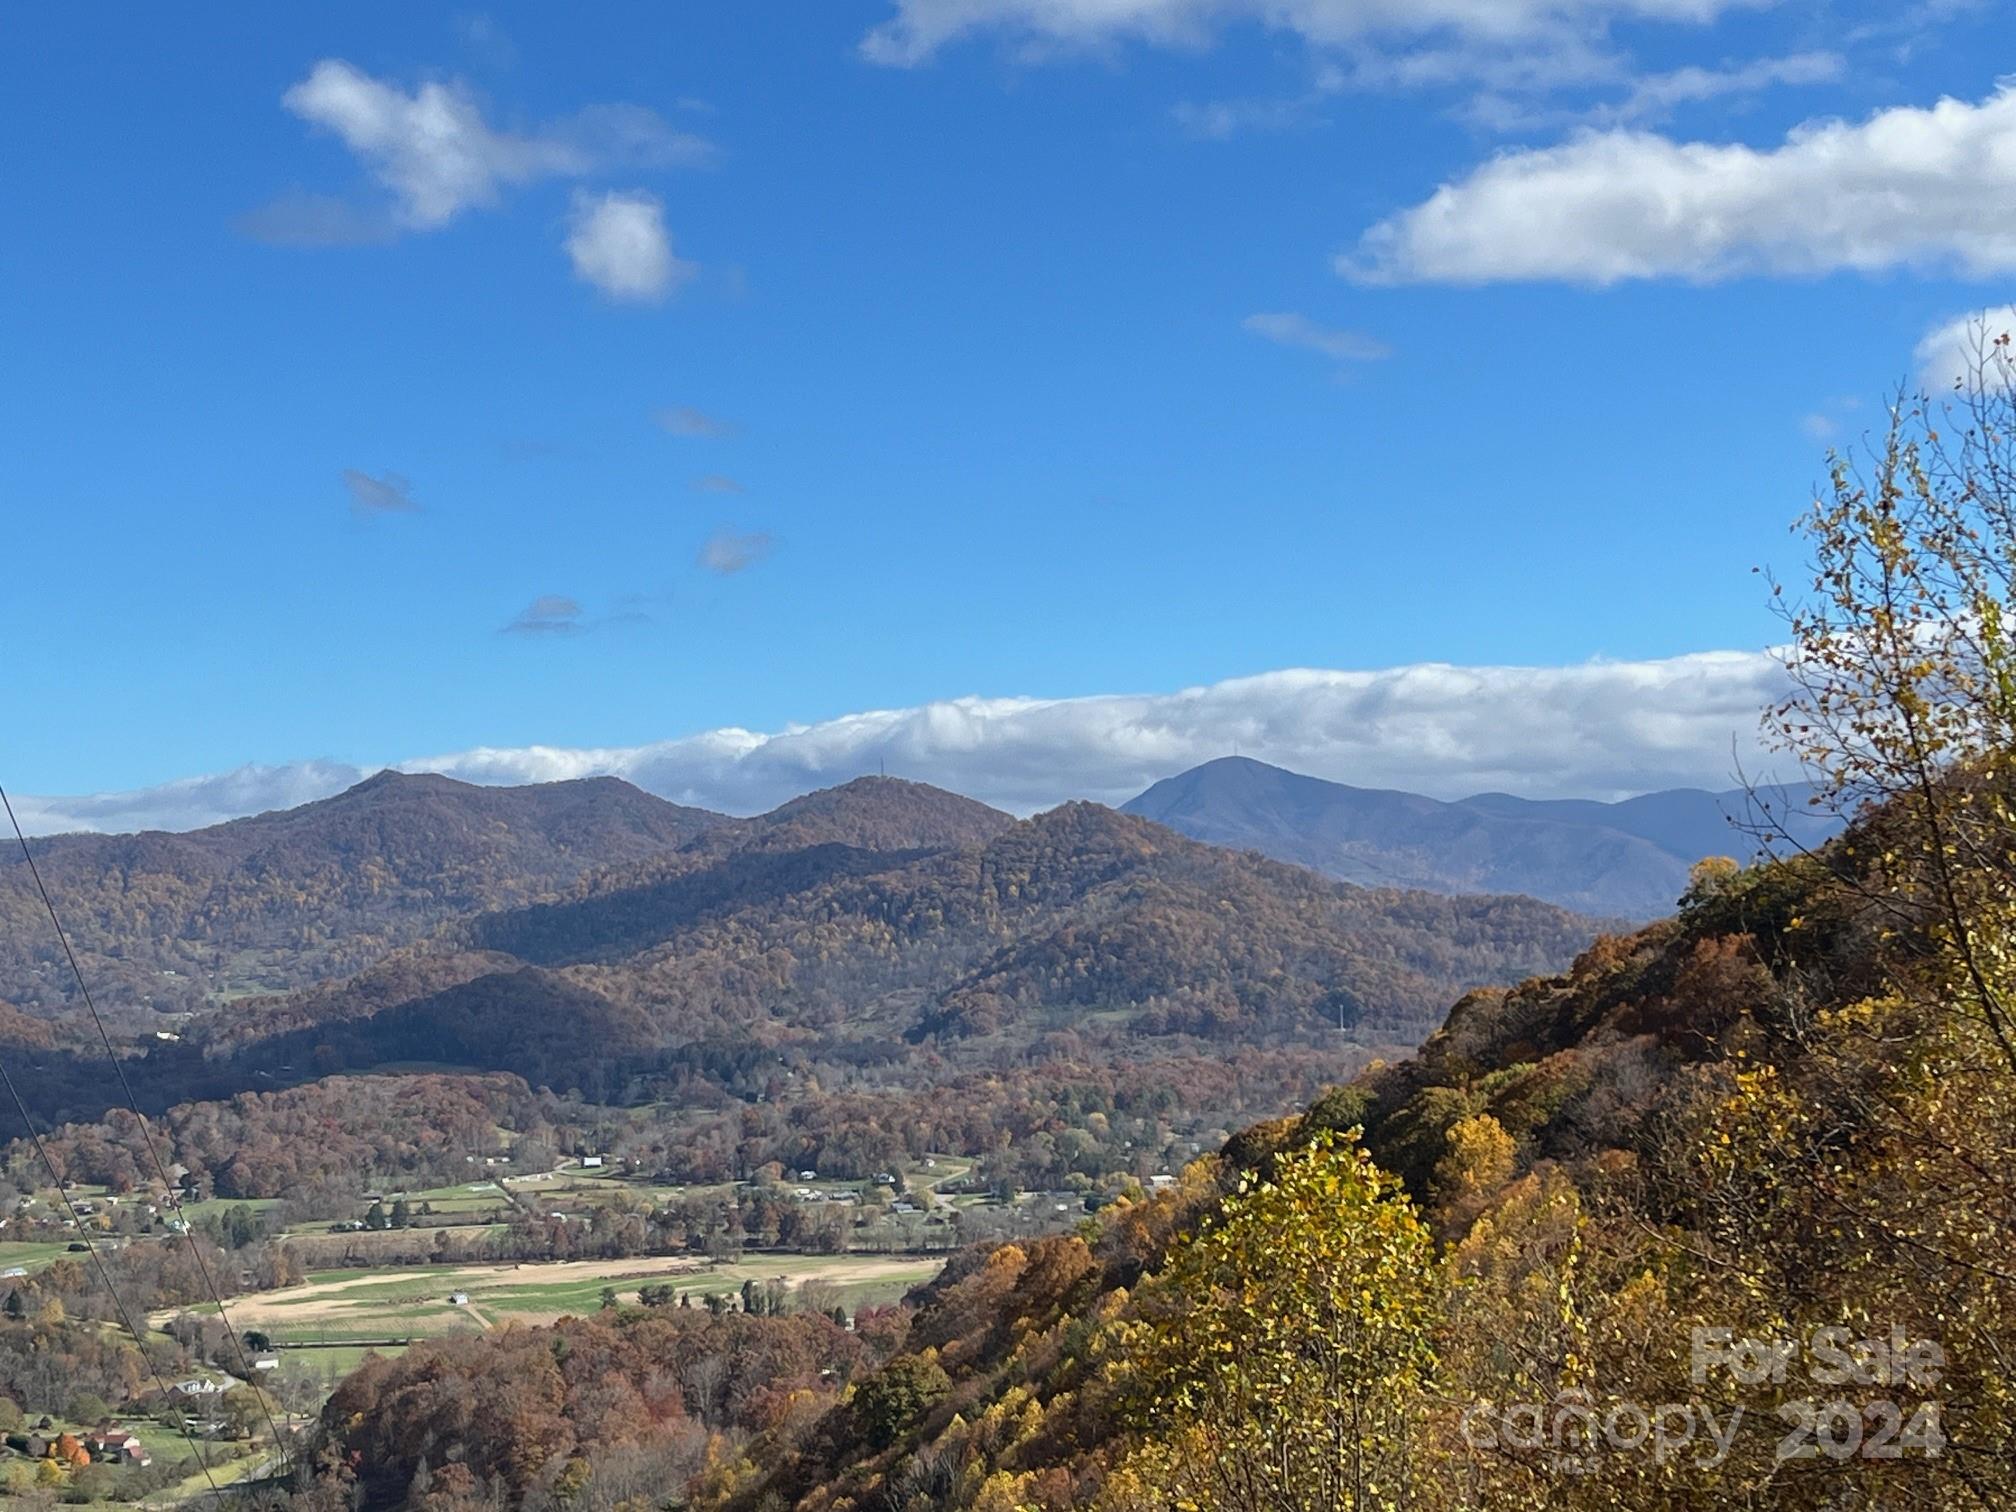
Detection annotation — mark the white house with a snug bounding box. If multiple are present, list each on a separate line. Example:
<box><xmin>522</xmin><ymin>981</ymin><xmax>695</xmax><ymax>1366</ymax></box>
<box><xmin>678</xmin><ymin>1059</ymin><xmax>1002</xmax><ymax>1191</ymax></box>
<box><xmin>580</xmin><ymin>1156</ymin><xmax>605</xmax><ymax>1169</ymax></box>
<box><xmin>83</xmin><ymin>1429</ymin><xmax>150</xmax><ymax>1467</ymax></box>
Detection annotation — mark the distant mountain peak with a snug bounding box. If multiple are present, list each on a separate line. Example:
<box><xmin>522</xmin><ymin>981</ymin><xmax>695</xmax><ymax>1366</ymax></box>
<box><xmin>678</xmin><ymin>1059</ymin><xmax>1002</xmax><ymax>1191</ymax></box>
<box><xmin>338</xmin><ymin>769</ymin><xmax>469</xmax><ymax>799</ymax></box>
<box><xmin>0</xmin><ymin>770</ymin><xmax>726</xmax><ymax>1018</ymax></box>
<box><xmin>1123</xmin><ymin>759</ymin><xmax>1840</xmax><ymax>919</ymax></box>
<box><xmin>758</xmin><ymin>775</ymin><xmax>1014</xmax><ymax>850</ymax></box>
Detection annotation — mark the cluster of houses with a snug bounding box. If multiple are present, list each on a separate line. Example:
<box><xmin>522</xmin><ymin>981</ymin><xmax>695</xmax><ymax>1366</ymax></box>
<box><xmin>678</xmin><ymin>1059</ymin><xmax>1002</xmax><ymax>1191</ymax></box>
<box><xmin>7</xmin><ymin>1421</ymin><xmax>151</xmax><ymax>1469</ymax></box>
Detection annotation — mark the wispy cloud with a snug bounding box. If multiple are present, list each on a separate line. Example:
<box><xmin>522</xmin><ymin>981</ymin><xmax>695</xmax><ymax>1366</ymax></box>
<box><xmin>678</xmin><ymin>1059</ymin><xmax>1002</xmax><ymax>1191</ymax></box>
<box><xmin>454</xmin><ymin>12</ymin><xmax>518</xmax><ymax>70</ymax></box>
<box><xmin>1797</xmin><ymin>395</ymin><xmax>1864</xmax><ymax>443</ymax></box>
<box><xmin>860</xmin><ymin>0</ymin><xmax>1761</xmax><ymax>69</ymax></box>
<box><xmin>1243</xmin><ymin>311</ymin><xmax>1390</xmax><ymax>364</ymax></box>
<box><xmin>499</xmin><ymin>592</ymin><xmax>659</xmax><ymax>635</ymax></box>
<box><xmin>234</xmin><ymin>189</ymin><xmax>396</xmax><ymax>247</ymax></box>
<box><xmin>565</xmin><ymin>189</ymin><xmax>694</xmax><ymax>303</ymax></box>
<box><xmin>9</xmin><ymin>650</ymin><xmax>1799</xmax><ymax>834</ymax></box>
<box><xmin>690</xmin><ymin>473</ymin><xmax>747</xmax><ymax>494</ymax></box>
<box><xmin>8</xmin><ymin>762</ymin><xmax>369</xmax><ymax>838</ymax></box>
<box><xmin>1171</xmin><ymin>93</ymin><xmax>1324</xmax><ymax>140</ymax></box>
<box><xmin>1462</xmin><ymin>49</ymin><xmax>1844</xmax><ymax>132</ymax></box>
<box><xmin>1599</xmin><ymin>51</ymin><xmax>1843</xmax><ymax>126</ymax></box>
<box><xmin>698</xmin><ymin>527</ymin><xmax>775</xmax><ymax>574</ymax></box>
<box><xmin>1915</xmin><ymin>306</ymin><xmax>2016</xmax><ymax>391</ymax></box>
<box><xmin>656</xmin><ymin>405</ymin><xmax>739</xmax><ymax>439</ymax></box>
<box><xmin>858</xmin><ymin>0</ymin><xmax>1787</xmax><ymax>129</ymax></box>
<box><xmin>341</xmin><ymin>469</ymin><xmax>419</xmax><ymax>514</ymax></box>
<box><xmin>255</xmin><ymin>59</ymin><xmax>711</xmax><ymax>241</ymax></box>
<box><xmin>1346</xmin><ymin>83</ymin><xmax>2016</xmax><ymax>286</ymax></box>
<box><xmin>503</xmin><ymin>594</ymin><xmax>586</xmax><ymax>635</ymax></box>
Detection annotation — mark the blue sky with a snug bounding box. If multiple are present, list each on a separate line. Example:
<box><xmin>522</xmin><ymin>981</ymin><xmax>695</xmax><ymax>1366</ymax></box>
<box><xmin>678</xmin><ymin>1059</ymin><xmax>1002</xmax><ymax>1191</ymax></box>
<box><xmin>5</xmin><ymin>1</ymin><xmax>2013</xmax><ymax>825</ymax></box>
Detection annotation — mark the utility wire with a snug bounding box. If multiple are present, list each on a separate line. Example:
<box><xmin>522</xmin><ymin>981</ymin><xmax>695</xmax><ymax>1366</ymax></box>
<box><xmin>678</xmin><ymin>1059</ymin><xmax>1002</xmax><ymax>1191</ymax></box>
<box><xmin>0</xmin><ymin>784</ymin><xmax>293</xmax><ymax>1475</ymax></box>
<box><xmin>0</xmin><ymin>1048</ymin><xmax>224</xmax><ymax>1495</ymax></box>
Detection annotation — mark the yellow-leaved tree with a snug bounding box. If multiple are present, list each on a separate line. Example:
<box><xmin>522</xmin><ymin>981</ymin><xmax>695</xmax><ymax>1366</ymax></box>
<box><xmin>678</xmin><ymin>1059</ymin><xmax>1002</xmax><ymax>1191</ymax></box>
<box><xmin>1101</xmin><ymin>1133</ymin><xmax>1441</xmax><ymax>1512</ymax></box>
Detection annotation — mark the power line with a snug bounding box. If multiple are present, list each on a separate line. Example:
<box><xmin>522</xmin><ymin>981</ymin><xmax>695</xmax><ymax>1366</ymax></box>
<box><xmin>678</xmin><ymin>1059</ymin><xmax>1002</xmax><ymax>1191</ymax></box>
<box><xmin>0</xmin><ymin>784</ymin><xmax>293</xmax><ymax>1475</ymax></box>
<box><xmin>0</xmin><ymin>1048</ymin><xmax>224</xmax><ymax>1495</ymax></box>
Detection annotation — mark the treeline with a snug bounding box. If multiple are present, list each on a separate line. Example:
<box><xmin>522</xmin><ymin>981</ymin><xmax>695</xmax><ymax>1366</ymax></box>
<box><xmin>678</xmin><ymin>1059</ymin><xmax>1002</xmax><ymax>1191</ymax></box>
<box><xmin>11</xmin><ymin>1049</ymin><xmax>1375</xmax><ymax>1279</ymax></box>
<box><xmin>293</xmin><ymin>1304</ymin><xmax>907</xmax><ymax>1509</ymax></box>
<box><xmin>589</xmin><ymin>1048</ymin><xmax>1373</xmax><ymax>1188</ymax></box>
<box><xmin>0</xmin><ymin>1237</ymin><xmax>277</xmax><ymax>1427</ymax></box>
<box><xmin>7</xmin><ymin>1073</ymin><xmax>564</xmax><ymax>1198</ymax></box>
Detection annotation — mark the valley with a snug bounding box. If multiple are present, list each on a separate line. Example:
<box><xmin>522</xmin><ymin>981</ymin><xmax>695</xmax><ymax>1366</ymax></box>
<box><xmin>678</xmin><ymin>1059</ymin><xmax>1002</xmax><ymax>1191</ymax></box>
<box><xmin>0</xmin><ymin>763</ymin><xmax>1618</xmax><ymax>1502</ymax></box>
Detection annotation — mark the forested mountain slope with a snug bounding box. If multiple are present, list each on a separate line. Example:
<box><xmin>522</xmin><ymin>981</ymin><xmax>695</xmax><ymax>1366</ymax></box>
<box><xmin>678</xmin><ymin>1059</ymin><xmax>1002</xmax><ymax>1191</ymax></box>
<box><xmin>585</xmin><ymin>790</ymin><xmax>2004</xmax><ymax>1512</ymax></box>
<box><xmin>157</xmin><ymin>795</ymin><xmax>1596</xmax><ymax>1105</ymax></box>
<box><xmin>0</xmin><ymin>771</ymin><xmax>723</xmax><ymax>1016</ymax></box>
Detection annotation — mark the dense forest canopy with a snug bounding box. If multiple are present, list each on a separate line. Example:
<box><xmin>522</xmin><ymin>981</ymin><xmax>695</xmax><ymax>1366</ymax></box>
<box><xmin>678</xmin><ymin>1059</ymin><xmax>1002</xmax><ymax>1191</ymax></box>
<box><xmin>0</xmin><ymin>773</ymin><xmax>722</xmax><ymax>1017</ymax></box>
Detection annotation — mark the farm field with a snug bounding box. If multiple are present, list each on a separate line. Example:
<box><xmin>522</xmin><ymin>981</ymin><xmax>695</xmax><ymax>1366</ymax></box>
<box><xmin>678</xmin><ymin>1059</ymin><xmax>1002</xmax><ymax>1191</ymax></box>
<box><xmin>197</xmin><ymin>1251</ymin><xmax>944</xmax><ymax>1346</ymax></box>
<box><xmin>0</xmin><ymin>1240</ymin><xmax>74</xmax><ymax>1274</ymax></box>
<box><xmin>173</xmin><ymin>1194</ymin><xmax>282</xmax><ymax>1227</ymax></box>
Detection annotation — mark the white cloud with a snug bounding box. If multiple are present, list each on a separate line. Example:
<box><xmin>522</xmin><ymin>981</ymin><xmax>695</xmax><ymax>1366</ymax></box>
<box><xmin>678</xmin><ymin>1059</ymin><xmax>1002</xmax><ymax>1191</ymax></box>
<box><xmin>1346</xmin><ymin>83</ymin><xmax>2016</xmax><ymax>286</ymax></box>
<box><xmin>1914</xmin><ymin>305</ymin><xmax>2016</xmax><ymax>391</ymax></box>
<box><xmin>11</xmin><ymin>763</ymin><xmax>367</xmax><ymax>838</ymax></box>
<box><xmin>11</xmin><ymin>651</ymin><xmax>1795</xmax><ymax>834</ymax></box>
<box><xmin>565</xmin><ymin>190</ymin><xmax>693</xmax><ymax>302</ymax></box>
<box><xmin>861</xmin><ymin>0</ymin><xmax>1758</xmax><ymax>67</ymax></box>
<box><xmin>273</xmin><ymin>59</ymin><xmax>710</xmax><ymax>234</ymax></box>
<box><xmin>1243</xmin><ymin>311</ymin><xmax>1390</xmax><ymax>363</ymax></box>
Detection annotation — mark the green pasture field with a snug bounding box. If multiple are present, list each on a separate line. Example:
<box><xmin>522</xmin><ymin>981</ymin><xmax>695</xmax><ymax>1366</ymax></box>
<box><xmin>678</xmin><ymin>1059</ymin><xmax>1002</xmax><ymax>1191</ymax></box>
<box><xmin>172</xmin><ymin>1195</ymin><xmax>282</xmax><ymax>1227</ymax></box>
<box><xmin>0</xmin><ymin>1241</ymin><xmax>72</xmax><ymax>1273</ymax></box>
<box><xmin>222</xmin><ymin>1252</ymin><xmax>944</xmax><ymax>1347</ymax></box>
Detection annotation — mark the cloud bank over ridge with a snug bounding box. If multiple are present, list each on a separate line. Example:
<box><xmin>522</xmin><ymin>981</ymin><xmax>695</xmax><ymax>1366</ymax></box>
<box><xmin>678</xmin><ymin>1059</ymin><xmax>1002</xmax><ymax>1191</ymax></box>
<box><xmin>12</xmin><ymin>650</ymin><xmax>1792</xmax><ymax>836</ymax></box>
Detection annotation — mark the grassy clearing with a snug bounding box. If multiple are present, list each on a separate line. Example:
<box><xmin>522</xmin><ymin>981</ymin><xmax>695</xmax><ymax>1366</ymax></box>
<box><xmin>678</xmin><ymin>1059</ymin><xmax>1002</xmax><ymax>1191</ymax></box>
<box><xmin>222</xmin><ymin>1253</ymin><xmax>943</xmax><ymax>1343</ymax></box>
<box><xmin>138</xmin><ymin>1442</ymin><xmax>265</xmax><ymax>1506</ymax></box>
<box><xmin>275</xmin><ymin>1342</ymin><xmax>411</xmax><ymax>1375</ymax></box>
<box><xmin>386</xmin><ymin>1180</ymin><xmax>506</xmax><ymax>1203</ymax></box>
<box><xmin>172</xmin><ymin>1195</ymin><xmax>282</xmax><ymax>1227</ymax></box>
<box><xmin>0</xmin><ymin>1241</ymin><xmax>72</xmax><ymax>1273</ymax></box>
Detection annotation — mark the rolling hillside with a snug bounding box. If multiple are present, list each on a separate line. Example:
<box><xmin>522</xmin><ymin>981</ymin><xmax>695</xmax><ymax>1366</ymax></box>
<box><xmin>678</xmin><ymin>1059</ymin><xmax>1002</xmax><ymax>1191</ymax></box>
<box><xmin>0</xmin><ymin>771</ymin><xmax>725</xmax><ymax>1018</ymax></box>
<box><xmin>163</xmin><ymin>789</ymin><xmax>1598</xmax><ymax>1104</ymax></box>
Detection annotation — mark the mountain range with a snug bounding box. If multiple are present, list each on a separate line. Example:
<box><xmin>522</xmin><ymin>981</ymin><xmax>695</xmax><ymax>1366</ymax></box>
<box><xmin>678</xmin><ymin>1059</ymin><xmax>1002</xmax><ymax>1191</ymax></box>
<box><xmin>0</xmin><ymin>756</ymin><xmax>1834</xmax><ymax>1039</ymax></box>
<box><xmin>160</xmin><ymin>783</ymin><xmax>1593</xmax><ymax>1101</ymax></box>
<box><xmin>1123</xmin><ymin>756</ymin><xmax>1839</xmax><ymax>918</ymax></box>
<box><xmin>2</xmin><ymin>770</ymin><xmax>1600</xmax><ymax>1140</ymax></box>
